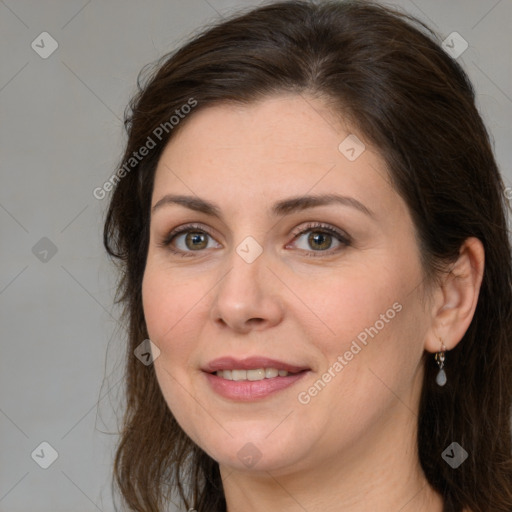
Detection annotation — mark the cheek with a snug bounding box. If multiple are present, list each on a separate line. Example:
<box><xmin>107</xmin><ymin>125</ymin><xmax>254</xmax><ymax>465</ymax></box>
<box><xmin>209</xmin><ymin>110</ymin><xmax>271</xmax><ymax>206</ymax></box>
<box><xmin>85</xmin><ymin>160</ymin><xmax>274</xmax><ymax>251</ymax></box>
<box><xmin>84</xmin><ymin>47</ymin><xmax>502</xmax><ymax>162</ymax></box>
<box><xmin>142</xmin><ymin>266</ymin><xmax>207</xmax><ymax>435</ymax></box>
<box><xmin>142</xmin><ymin>264</ymin><xmax>201</xmax><ymax>353</ymax></box>
<box><xmin>302</xmin><ymin>265</ymin><xmax>403</xmax><ymax>344</ymax></box>
<box><xmin>304</xmin><ymin>254</ymin><xmax>427</xmax><ymax>385</ymax></box>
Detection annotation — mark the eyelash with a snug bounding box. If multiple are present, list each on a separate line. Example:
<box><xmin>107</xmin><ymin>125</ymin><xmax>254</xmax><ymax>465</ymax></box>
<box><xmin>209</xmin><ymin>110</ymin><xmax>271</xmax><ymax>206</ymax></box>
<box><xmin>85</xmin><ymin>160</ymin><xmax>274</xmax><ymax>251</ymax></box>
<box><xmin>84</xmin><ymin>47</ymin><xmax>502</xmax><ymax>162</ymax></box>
<box><xmin>158</xmin><ymin>222</ymin><xmax>351</xmax><ymax>258</ymax></box>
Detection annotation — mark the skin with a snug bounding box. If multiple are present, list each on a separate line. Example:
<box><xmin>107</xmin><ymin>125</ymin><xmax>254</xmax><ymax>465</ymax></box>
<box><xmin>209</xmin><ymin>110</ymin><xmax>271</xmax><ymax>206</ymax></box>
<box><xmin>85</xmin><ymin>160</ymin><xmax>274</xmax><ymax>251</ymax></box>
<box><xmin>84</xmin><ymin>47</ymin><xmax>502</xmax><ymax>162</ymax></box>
<box><xmin>142</xmin><ymin>94</ymin><xmax>484</xmax><ymax>512</ymax></box>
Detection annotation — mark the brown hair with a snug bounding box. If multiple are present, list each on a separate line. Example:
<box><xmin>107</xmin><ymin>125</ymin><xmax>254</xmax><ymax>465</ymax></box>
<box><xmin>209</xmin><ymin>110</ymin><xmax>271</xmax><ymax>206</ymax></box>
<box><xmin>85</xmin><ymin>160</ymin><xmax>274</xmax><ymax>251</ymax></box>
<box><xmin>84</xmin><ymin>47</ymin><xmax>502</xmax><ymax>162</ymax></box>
<box><xmin>103</xmin><ymin>1</ymin><xmax>512</xmax><ymax>511</ymax></box>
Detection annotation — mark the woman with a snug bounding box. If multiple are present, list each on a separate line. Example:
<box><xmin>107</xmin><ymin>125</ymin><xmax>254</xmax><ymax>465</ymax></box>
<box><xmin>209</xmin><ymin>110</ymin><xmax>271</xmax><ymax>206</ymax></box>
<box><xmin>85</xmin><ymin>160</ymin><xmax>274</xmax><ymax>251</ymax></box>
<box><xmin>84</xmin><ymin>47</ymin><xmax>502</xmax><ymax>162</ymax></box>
<box><xmin>103</xmin><ymin>1</ymin><xmax>512</xmax><ymax>511</ymax></box>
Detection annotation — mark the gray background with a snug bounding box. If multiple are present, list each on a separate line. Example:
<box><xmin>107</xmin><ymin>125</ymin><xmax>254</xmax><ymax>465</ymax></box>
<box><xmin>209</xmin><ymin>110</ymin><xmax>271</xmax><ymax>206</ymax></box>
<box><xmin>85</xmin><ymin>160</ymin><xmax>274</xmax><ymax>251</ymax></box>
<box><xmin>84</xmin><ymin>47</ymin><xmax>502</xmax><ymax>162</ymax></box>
<box><xmin>1</xmin><ymin>1</ymin><xmax>510</xmax><ymax>511</ymax></box>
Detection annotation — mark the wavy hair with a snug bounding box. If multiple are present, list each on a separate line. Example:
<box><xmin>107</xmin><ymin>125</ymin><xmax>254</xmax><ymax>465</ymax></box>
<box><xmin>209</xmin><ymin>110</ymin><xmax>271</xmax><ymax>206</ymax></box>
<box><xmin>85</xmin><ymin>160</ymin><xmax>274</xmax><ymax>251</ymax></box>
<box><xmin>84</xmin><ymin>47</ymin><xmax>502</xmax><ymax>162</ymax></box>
<box><xmin>103</xmin><ymin>1</ymin><xmax>512</xmax><ymax>511</ymax></box>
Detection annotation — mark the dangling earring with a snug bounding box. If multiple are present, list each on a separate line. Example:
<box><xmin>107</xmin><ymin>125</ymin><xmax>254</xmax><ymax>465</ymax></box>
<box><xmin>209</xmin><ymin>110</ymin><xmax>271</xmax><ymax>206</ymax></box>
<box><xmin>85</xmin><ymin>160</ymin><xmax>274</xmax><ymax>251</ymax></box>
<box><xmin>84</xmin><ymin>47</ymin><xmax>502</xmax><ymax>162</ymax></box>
<box><xmin>435</xmin><ymin>341</ymin><xmax>447</xmax><ymax>386</ymax></box>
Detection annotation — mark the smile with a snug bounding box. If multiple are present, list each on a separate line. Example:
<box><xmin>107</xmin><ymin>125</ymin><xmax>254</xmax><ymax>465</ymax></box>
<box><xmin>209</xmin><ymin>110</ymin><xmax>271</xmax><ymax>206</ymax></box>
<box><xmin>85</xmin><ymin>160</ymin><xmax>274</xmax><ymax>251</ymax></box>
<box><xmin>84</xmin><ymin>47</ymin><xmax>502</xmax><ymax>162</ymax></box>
<box><xmin>202</xmin><ymin>356</ymin><xmax>310</xmax><ymax>400</ymax></box>
<box><xmin>215</xmin><ymin>368</ymin><xmax>294</xmax><ymax>381</ymax></box>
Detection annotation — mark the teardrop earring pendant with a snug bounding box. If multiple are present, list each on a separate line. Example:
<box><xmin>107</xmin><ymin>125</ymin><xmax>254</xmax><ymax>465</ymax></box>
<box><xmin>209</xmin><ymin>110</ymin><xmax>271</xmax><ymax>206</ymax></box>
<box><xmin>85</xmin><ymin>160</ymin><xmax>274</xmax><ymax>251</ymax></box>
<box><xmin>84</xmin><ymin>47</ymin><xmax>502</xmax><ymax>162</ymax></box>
<box><xmin>435</xmin><ymin>342</ymin><xmax>447</xmax><ymax>386</ymax></box>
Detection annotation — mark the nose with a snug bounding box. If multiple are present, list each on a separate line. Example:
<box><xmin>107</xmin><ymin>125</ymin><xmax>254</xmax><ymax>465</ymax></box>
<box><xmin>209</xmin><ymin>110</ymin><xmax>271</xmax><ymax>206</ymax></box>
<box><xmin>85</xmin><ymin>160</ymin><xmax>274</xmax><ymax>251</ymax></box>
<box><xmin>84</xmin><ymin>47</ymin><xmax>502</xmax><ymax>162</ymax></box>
<box><xmin>209</xmin><ymin>245</ymin><xmax>284</xmax><ymax>334</ymax></box>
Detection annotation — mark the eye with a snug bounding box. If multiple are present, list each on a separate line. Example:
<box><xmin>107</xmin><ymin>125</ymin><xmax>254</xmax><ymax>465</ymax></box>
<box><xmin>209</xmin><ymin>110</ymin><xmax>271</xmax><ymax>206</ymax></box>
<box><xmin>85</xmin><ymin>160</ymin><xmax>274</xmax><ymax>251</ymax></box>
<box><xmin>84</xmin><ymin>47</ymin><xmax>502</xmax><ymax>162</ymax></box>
<box><xmin>158</xmin><ymin>224</ymin><xmax>221</xmax><ymax>256</ymax></box>
<box><xmin>158</xmin><ymin>222</ymin><xmax>350</xmax><ymax>257</ymax></box>
<box><xmin>288</xmin><ymin>223</ymin><xmax>351</xmax><ymax>255</ymax></box>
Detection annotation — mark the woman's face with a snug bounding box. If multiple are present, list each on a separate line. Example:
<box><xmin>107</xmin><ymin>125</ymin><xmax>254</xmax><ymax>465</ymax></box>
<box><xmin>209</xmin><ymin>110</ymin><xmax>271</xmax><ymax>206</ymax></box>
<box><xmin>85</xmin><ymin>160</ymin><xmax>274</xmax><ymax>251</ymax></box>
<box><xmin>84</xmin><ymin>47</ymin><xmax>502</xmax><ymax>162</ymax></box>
<box><xmin>142</xmin><ymin>94</ymin><xmax>433</xmax><ymax>474</ymax></box>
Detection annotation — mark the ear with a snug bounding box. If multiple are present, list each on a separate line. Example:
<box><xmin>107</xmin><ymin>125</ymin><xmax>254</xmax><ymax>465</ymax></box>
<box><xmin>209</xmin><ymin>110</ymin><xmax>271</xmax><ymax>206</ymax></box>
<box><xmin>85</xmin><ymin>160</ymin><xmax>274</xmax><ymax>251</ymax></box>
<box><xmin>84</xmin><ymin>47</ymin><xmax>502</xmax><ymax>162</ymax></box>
<box><xmin>424</xmin><ymin>237</ymin><xmax>485</xmax><ymax>353</ymax></box>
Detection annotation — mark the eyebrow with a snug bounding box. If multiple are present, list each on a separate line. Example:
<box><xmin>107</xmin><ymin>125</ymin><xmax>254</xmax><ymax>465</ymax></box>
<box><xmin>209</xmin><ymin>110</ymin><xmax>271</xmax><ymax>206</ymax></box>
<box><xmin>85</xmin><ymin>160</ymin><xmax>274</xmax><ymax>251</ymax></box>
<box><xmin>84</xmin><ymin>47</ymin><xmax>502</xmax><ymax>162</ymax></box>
<box><xmin>151</xmin><ymin>193</ymin><xmax>374</xmax><ymax>218</ymax></box>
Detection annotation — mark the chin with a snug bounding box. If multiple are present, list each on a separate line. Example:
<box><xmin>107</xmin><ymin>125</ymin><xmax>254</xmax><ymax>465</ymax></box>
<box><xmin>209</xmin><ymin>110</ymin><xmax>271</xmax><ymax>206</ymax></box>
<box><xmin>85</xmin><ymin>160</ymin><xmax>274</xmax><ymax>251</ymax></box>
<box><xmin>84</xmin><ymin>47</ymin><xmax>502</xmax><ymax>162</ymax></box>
<box><xmin>193</xmin><ymin>429</ymin><xmax>311</xmax><ymax>474</ymax></box>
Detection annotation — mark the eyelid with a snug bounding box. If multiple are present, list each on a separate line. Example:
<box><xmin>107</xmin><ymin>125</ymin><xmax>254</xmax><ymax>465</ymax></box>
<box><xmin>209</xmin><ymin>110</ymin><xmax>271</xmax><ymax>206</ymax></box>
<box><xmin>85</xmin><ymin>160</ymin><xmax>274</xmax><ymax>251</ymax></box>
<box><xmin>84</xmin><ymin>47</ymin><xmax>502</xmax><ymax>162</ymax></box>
<box><xmin>158</xmin><ymin>223</ymin><xmax>219</xmax><ymax>247</ymax></box>
<box><xmin>285</xmin><ymin>222</ymin><xmax>352</xmax><ymax>257</ymax></box>
<box><xmin>289</xmin><ymin>222</ymin><xmax>351</xmax><ymax>244</ymax></box>
<box><xmin>170</xmin><ymin>222</ymin><xmax>211</xmax><ymax>237</ymax></box>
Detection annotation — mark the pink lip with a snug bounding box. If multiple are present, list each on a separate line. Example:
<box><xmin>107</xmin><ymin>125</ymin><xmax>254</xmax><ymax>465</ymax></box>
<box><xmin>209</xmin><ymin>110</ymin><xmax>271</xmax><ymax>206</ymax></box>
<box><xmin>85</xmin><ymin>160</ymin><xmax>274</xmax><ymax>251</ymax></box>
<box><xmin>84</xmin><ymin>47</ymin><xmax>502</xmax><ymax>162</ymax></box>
<box><xmin>202</xmin><ymin>356</ymin><xmax>309</xmax><ymax>374</ymax></box>
<box><xmin>202</xmin><ymin>356</ymin><xmax>310</xmax><ymax>402</ymax></box>
<box><xmin>204</xmin><ymin>371</ymin><xmax>309</xmax><ymax>401</ymax></box>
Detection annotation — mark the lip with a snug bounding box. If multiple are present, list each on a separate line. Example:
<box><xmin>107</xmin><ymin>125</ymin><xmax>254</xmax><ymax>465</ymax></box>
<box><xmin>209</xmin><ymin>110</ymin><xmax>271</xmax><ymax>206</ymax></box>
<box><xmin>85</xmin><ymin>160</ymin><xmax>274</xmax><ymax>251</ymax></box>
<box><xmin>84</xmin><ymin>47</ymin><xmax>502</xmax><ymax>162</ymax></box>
<box><xmin>202</xmin><ymin>356</ymin><xmax>310</xmax><ymax>402</ymax></box>
<box><xmin>204</xmin><ymin>371</ymin><xmax>309</xmax><ymax>401</ymax></box>
<box><xmin>202</xmin><ymin>356</ymin><xmax>309</xmax><ymax>374</ymax></box>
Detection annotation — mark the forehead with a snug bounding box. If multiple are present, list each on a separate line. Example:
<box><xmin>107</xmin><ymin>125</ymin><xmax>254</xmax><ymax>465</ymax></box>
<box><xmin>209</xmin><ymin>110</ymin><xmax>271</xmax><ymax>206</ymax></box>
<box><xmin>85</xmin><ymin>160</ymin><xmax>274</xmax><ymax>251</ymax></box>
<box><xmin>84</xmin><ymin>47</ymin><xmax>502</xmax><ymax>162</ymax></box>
<box><xmin>160</xmin><ymin>94</ymin><xmax>347</xmax><ymax>163</ymax></box>
<box><xmin>152</xmin><ymin>94</ymin><xmax>394</xmax><ymax>212</ymax></box>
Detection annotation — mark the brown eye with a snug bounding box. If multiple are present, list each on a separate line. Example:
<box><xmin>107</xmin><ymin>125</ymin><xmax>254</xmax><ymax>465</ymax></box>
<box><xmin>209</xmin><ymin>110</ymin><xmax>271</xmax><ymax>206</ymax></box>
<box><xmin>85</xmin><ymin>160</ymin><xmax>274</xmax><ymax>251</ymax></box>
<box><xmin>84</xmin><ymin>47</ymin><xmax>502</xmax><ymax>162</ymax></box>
<box><xmin>185</xmin><ymin>232</ymin><xmax>208</xmax><ymax>250</ymax></box>
<box><xmin>162</xmin><ymin>226</ymin><xmax>222</xmax><ymax>256</ymax></box>
<box><xmin>307</xmin><ymin>231</ymin><xmax>333</xmax><ymax>251</ymax></box>
<box><xmin>288</xmin><ymin>223</ymin><xmax>351</xmax><ymax>256</ymax></box>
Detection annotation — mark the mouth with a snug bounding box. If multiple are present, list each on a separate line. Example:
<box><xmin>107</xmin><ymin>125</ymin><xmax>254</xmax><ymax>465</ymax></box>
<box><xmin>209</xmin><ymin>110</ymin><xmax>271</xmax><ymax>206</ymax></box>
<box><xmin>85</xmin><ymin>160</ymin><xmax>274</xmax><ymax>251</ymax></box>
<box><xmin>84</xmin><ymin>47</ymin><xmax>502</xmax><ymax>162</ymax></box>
<box><xmin>213</xmin><ymin>367</ymin><xmax>303</xmax><ymax>381</ymax></box>
<box><xmin>202</xmin><ymin>355</ymin><xmax>310</xmax><ymax>375</ymax></box>
<box><xmin>202</xmin><ymin>356</ymin><xmax>310</xmax><ymax>401</ymax></box>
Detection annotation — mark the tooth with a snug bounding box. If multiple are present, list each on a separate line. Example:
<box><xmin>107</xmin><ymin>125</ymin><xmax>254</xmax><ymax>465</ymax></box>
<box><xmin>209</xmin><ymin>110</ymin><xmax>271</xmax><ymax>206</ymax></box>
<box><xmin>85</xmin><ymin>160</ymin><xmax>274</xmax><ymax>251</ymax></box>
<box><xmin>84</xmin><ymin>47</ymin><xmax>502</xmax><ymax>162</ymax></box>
<box><xmin>231</xmin><ymin>369</ymin><xmax>247</xmax><ymax>381</ymax></box>
<box><xmin>216</xmin><ymin>368</ymin><xmax>293</xmax><ymax>380</ymax></box>
<box><xmin>247</xmin><ymin>368</ymin><xmax>265</xmax><ymax>381</ymax></box>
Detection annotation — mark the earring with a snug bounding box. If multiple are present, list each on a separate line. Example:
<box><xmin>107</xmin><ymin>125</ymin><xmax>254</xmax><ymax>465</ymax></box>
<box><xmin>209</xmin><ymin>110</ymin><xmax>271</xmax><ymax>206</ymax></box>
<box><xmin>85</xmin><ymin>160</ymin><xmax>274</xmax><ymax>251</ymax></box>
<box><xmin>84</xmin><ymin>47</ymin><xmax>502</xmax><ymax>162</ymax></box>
<box><xmin>434</xmin><ymin>341</ymin><xmax>447</xmax><ymax>386</ymax></box>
